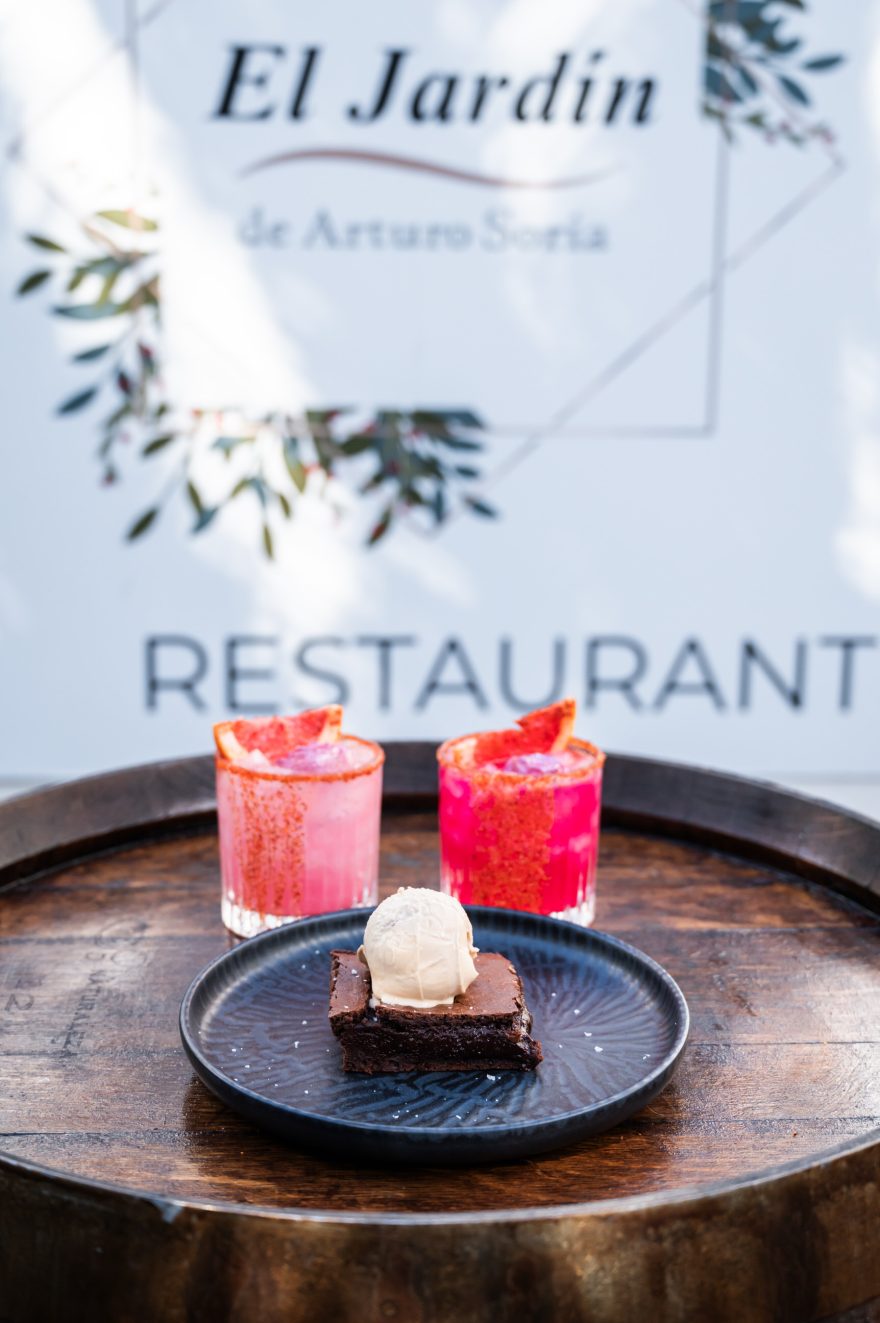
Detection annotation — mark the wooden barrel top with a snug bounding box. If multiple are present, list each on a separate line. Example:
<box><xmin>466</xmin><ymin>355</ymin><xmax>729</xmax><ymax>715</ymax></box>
<box><xmin>1</xmin><ymin>746</ymin><xmax>879</xmax><ymax>1321</ymax></box>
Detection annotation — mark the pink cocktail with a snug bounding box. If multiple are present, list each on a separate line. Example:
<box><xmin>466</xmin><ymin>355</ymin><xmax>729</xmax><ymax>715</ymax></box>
<box><xmin>438</xmin><ymin>735</ymin><xmax>605</xmax><ymax>926</ymax></box>
<box><xmin>216</xmin><ymin>733</ymin><xmax>383</xmax><ymax>938</ymax></box>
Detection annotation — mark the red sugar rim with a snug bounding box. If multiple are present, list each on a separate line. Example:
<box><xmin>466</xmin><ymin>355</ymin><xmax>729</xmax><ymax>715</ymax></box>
<box><xmin>437</xmin><ymin>735</ymin><xmax>606</xmax><ymax>781</ymax></box>
<box><xmin>215</xmin><ymin>735</ymin><xmax>385</xmax><ymax>784</ymax></box>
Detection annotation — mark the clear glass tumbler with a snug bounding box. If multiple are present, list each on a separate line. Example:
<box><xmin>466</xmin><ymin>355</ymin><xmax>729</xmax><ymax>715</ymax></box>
<box><xmin>216</xmin><ymin>736</ymin><xmax>384</xmax><ymax>937</ymax></box>
<box><xmin>437</xmin><ymin>738</ymin><xmax>605</xmax><ymax>926</ymax></box>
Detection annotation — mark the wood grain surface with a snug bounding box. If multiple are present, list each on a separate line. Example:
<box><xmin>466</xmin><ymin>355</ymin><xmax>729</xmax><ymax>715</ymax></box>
<box><xmin>2</xmin><ymin>810</ymin><xmax>878</xmax><ymax>1212</ymax></box>
<box><xmin>1</xmin><ymin>749</ymin><xmax>879</xmax><ymax>1322</ymax></box>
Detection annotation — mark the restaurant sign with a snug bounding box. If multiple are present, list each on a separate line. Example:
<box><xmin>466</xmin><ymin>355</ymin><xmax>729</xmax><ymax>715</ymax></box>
<box><xmin>0</xmin><ymin>1</ymin><xmax>872</xmax><ymax>780</ymax></box>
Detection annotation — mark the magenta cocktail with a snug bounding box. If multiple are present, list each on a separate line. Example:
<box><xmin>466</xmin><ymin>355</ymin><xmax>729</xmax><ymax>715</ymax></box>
<box><xmin>437</xmin><ymin>703</ymin><xmax>604</xmax><ymax>925</ymax></box>
<box><xmin>215</xmin><ymin>713</ymin><xmax>383</xmax><ymax>937</ymax></box>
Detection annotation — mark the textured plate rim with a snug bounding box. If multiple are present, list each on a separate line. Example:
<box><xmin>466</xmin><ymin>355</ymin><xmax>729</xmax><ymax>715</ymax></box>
<box><xmin>179</xmin><ymin>906</ymin><xmax>690</xmax><ymax>1140</ymax></box>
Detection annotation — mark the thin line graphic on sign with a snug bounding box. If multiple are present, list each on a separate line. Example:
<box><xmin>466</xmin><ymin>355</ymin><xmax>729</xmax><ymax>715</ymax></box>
<box><xmin>455</xmin><ymin>154</ymin><xmax>842</xmax><ymax>508</ymax></box>
<box><xmin>240</xmin><ymin>146</ymin><xmax>617</xmax><ymax>191</ymax></box>
<box><xmin>420</xmin><ymin>0</ymin><xmax>847</xmax><ymax>531</ymax></box>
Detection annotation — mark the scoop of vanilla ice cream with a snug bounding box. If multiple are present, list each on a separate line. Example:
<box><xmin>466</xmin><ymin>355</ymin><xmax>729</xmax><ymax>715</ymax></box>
<box><xmin>359</xmin><ymin>887</ymin><xmax>479</xmax><ymax>1008</ymax></box>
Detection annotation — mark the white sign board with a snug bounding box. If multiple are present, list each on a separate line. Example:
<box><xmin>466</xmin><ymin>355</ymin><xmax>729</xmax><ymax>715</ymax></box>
<box><xmin>0</xmin><ymin>0</ymin><xmax>875</xmax><ymax>780</ymax></box>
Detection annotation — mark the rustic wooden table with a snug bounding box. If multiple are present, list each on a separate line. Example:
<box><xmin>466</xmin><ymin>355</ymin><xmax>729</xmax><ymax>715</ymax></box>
<box><xmin>1</xmin><ymin>747</ymin><xmax>878</xmax><ymax>1321</ymax></box>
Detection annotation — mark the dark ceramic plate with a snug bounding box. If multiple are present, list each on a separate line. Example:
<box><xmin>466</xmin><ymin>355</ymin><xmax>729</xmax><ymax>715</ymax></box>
<box><xmin>179</xmin><ymin>907</ymin><xmax>689</xmax><ymax>1164</ymax></box>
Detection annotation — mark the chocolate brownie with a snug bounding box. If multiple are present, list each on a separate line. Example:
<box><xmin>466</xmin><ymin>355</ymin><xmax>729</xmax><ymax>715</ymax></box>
<box><xmin>328</xmin><ymin>949</ymin><xmax>543</xmax><ymax>1073</ymax></box>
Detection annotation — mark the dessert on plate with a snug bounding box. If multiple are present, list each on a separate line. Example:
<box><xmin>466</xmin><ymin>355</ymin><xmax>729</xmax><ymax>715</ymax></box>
<box><xmin>437</xmin><ymin>699</ymin><xmax>605</xmax><ymax>925</ymax></box>
<box><xmin>328</xmin><ymin>888</ymin><xmax>543</xmax><ymax>1073</ymax></box>
<box><xmin>214</xmin><ymin>706</ymin><xmax>384</xmax><ymax>938</ymax></box>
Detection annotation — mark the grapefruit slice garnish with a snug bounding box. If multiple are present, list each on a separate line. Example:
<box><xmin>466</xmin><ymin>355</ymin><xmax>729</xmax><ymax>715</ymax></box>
<box><xmin>441</xmin><ymin>699</ymin><xmax>576</xmax><ymax>769</ymax></box>
<box><xmin>515</xmin><ymin>698</ymin><xmax>575</xmax><ymax>752</ymax></box>
<box><xmin>214</xmin><ymin>706</ymin><xmax>343</xmax><ymax>763</ymax></box>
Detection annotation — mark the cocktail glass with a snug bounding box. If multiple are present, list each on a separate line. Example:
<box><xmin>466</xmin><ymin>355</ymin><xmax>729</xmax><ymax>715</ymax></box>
<box><xmin>437</xmin><ymin>740</ymin><xmax>605</xmax><ymax>925</ymax></box>
<box><xmin>216</xmin><ymin>737</ymin><xmax>384</xmax><ymax>938</ymax></box>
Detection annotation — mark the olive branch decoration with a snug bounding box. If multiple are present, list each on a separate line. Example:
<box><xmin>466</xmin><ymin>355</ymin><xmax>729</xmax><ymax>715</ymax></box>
<box><xmin>703</xmin><ymin>0</ymin><xmax>844</xmax><ymax>145</ymax></box>
<box><xmin>16</xmin><ymin>209</ymin><xmax>494</xmax><ymax>554</ymax></box>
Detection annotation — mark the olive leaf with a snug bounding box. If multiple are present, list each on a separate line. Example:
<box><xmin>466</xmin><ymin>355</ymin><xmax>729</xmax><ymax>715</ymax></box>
<box><xmin>213</xmin><ymin>435</ymin><xmax>254</xmax><ymax>457</ymax></box>
<box><xmin>702</xmin><ymin>1</ymin><xmax>843</xmax><ymax>142</ymax></box>
<box><xmin>96</xmin><ymin>209</ymin><xmax>158</xmax><ymax>232</ymax></box>
<box><xmin>142</xmin><ymin>434</ymin><xmax>177</xmax><ymax>457</ymax></box>
<box><xmin>16</xmin><ymin>269</ymin><xmax>51</xmax><ymax>295</ymax></box>
<box><xmin>27</xmin><ymin>234</ymin><xmax>66</xmax><ymax>252</ymax></box>
<box><xmin>284</xmin><ymin>437</ymin><xmax>307</xmax><ymax>491</ymax></box>
<box><xmin>464</xmin><ymin>496</ymin><xmax>499</xmax><ymax>519</ymax></box>
<box><xmin>126</xmin><ymin>507</ymin><xmax>159</xmax><ymax>540</ymax></box>
<box><xmin>802</xmin><ymin>54</ymin><xmax>844</xmax><ymax>72</ymax></box>
<box><xmin>184</xmin><ymin>481</ymin><xmax>202</xmax><ymax>515</ymax></box>
<box><xmin>18</xmin><ymin>209</ymin><xmax>497</xmax><ymax>554</ymax></box>
<box><xmin>368</xmin><ymin>507</ymin><xmax>394</xmax><ymax>545</ymax></box>
<box><xmin>72</xmin><ymin>344</ymin><xmax>113</xmax><ymax>362</ymax></box>
<box><xmin>53</xmin><ymin>302</ymin><xmax>125</xmax><ymax>320</ymax></box>
<box><xmin>57</xmin><ymin>386</ymin><xmax>99</xmax><ymax>415</ymax></box>
<box><xmin>777</xmin><ymin>74</ymin><xmax>810</xmax><ymax>105</ymax></box>
<box><xmin>192</xmin><ymin>507</ymin><xmax>218</xmax><ymax>534</ymax></box>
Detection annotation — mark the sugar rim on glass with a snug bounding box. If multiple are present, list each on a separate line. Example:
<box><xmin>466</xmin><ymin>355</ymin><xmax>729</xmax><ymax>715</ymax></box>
<box><xmin>436</xmin><ymin>735</ymin><xmax>606</xmax><ymax>784</ymax></box>
<box><xmin>215</xmin><ymin>734</ymin><xmax>385</xmax><ymax>784</ymax></box>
